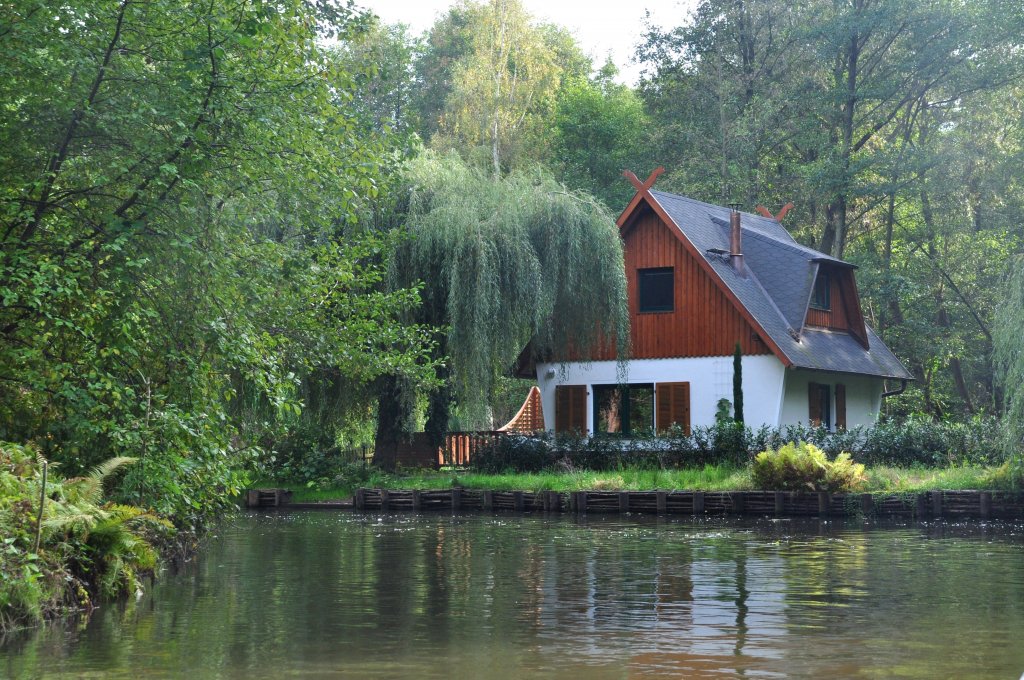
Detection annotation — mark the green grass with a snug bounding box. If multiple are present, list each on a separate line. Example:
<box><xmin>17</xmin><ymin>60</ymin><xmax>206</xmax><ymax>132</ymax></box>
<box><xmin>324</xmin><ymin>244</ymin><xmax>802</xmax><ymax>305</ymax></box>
<box><xmin>266</xmin><ymin>463</ymin><xmax>1017</xmax><ymax>503</ymax></box>
<box><xmin>398</xmin><ymin>465</ymin><xmax>751</xmax><ymax>493</ymax></box>
<box><xmin>864</xmin><ymin>465</ymin><xmax>999</xmax><ymax>492</ymax></box>
<box><xmin>265</xmin><ymin>465</ymin><xmax>746</xmax><ymax>502</ymax></box>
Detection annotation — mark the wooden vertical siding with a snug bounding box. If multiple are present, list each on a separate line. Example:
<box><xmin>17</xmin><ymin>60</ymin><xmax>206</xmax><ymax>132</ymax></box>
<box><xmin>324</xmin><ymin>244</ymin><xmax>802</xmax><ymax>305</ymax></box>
<box><xmin>593</xmin><ymin>208</ymin><xmax>770</xmax><ymax>360</ymax></box>
<box><xmin>805</xmin><ymin>268</ymin><xmax>850</xmax><ymax>331</ymax></box>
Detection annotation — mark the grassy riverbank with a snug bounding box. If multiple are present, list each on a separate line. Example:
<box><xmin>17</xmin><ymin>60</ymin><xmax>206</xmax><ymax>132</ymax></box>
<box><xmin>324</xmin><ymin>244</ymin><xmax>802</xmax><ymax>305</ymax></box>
<box><xmin>271</xmin><ymin>463</ymin><xmax>1012</xmax><ymax>503</ymax></box>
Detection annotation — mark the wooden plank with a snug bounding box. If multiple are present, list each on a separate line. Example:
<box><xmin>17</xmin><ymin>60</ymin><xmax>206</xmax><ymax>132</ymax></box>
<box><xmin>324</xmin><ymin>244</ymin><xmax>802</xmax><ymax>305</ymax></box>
<box><xmin>380</xmin><ymin>488</ymin><xmax>390</xmax><ymax>511</ymax></box>
<box><xmin>555</xmin><ymin>385</ymin><xmax>587</xmax><ymax>434</ymax></box>
<box><xmin>355</xmin><ymin>488</ymin><xmax>365</xmax><ymax>511</ymax></box>
<box><xmin>591</xmin><ymin>209</ymin><xmax>775</xmax><ymax>362</ymax></box>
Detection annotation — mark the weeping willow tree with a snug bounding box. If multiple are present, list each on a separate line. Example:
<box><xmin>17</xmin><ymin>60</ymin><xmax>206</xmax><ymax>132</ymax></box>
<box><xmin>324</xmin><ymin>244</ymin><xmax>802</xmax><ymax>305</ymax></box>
<box><xmin>374</xmin><ymin>153</ymin><xmax>630</xmax><ymax>468</ymax></box>
<box><xmin>994</xmin><ymin>258</ymin><xmax>1024</xmax><ymax>462</ymax></box>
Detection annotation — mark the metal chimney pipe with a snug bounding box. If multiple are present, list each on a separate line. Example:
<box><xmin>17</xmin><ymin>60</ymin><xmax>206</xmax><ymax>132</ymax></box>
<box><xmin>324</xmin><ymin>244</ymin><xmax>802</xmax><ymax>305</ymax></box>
<box><xmin>729</xmin><ymin>204</ymin><xmax>744</xmax><ymax>275</ymax></box>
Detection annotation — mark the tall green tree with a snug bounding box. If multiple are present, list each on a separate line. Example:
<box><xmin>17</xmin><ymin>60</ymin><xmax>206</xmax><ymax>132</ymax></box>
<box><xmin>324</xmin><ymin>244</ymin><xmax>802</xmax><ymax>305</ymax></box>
<box><xmin>552</xmin><ymin>64</ymin><xmax>656</xmax><ymax>210</ymax></box>
<box><xmin>422</xmin><ymin>0</ymin><xmax>591</xmax><ymax>175</ymax></box>
<box><xmin>994</xmin><ymin>259</ymin><xmax>1024</xmax><ymax>455</ymax></box>
<box><xmin>638</xmin><ymin>0</ymin><xmax>1024</xmax><ymax>418</ymax></box>
<box><xmin>0</xmin><ymin>0</ymin><xmax>435</xmax><ymax>520</ymax></box>
<box><xmin>373</xmin><ymin>153</ymin><xmax>629</xmax><ymax>469</ymax></box>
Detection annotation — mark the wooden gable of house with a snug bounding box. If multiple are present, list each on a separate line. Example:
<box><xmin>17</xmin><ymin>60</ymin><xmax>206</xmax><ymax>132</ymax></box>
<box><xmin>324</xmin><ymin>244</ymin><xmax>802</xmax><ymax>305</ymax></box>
<box><xmin>591</xmin><ymin>201</ymin><xmax>773</xmax><ymax>361</ymax></box>
<box><xmin>804</xmin><ymin>265</ymin><xmax>869</xmax><ymax>348</ymax></box>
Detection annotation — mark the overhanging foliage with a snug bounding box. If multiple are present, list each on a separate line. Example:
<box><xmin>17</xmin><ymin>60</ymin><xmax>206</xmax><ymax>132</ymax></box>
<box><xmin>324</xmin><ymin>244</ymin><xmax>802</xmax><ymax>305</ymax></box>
<box><xmin>390</xmin><ymin>152</ymin><xmax>630</xmax><ymax>422</ymax></box>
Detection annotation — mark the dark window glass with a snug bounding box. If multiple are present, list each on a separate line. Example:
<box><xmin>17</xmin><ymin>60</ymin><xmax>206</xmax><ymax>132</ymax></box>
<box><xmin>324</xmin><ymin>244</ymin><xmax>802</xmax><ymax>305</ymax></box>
<box><xmin>818</xmin><ymin>384</ymin><xmax>832</xmax><ymax>430</ymax></box>
<box><xmin>811</xmin><ymin>272</ymin><xmax>831</xmax><ymax>310</ymax></box>
<box><xmin>593</xmin><ymin>384</ymin><xmax>654</xmax><ymax>436</ymax></box>
<box><xmin>638</xmin><ymin>267</ymin><xmax>674</xmax><ymax>313</ymax></box>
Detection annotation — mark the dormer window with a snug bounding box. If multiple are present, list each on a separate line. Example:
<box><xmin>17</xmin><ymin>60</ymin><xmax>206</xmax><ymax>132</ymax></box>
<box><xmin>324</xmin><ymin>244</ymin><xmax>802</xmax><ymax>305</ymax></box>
<box><xmin>811</xmin><ymin>272</ymin><xmax>831</xmax><ymax>311</ymax></box>
<box><xmin>638</xmin><ymin>267</ymin><xmax>674</xmax><ymax>313</ymax></box>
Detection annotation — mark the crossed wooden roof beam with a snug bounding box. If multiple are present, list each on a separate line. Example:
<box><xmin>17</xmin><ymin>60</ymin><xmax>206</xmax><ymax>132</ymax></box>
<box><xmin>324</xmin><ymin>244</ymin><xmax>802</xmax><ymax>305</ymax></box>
<box><xmin>621</xmin><ymin>167</ymin><xmax>795</xmax><ymax>225</ymax></box>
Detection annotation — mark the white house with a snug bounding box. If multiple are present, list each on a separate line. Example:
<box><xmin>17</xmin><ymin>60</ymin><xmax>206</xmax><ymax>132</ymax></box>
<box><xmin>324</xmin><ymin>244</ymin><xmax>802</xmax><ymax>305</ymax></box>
<box><xmin>533</xmin><ymin>170</ymin><xmax>912</xmax><ymax>436</ymax></box>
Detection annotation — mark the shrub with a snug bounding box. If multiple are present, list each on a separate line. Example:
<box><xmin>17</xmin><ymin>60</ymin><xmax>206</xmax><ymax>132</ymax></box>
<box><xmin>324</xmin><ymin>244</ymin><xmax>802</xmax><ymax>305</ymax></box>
<box><xmin>467</xmin><ymin>416</ymin><xmax>999</xmax><ymax>474</ymax></box>
<box><xmin>751</xmin><ymin>441</ymin><xmax>865</xmax><ymax>493</ymax></box>
<box><xmin>0</xmin><ymin>442</ymin><xmax>172</xmax><ymax>631</ymax></box>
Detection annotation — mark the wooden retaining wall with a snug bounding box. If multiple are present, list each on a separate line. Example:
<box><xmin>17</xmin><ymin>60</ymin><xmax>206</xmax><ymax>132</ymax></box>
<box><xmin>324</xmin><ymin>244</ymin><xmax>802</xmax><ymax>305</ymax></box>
<box><xmin>352</xmin><ymin>488</ymin><xmax>1024</xmax><ymax>520</ymax></box>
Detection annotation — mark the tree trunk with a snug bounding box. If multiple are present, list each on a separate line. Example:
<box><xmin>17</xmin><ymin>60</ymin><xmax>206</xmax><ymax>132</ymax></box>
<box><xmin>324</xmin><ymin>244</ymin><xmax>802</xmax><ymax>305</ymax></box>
<box><xmin>374</xmin><ymin>375</ymin><xmax>409</xmax><ymax>472</ymax></box>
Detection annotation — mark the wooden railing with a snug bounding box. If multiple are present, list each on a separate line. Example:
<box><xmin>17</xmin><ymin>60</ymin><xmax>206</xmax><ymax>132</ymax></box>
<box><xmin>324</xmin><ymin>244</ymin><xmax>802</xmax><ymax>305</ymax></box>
<box><xmin>430</xmin><ymin>388</ymin><xmax>547</xmax><ymax>467</ymax></box>
<box><xmin>440</xmin><ymin>431</ymin><xmax>502</xmax><ymax>467</ymax></box>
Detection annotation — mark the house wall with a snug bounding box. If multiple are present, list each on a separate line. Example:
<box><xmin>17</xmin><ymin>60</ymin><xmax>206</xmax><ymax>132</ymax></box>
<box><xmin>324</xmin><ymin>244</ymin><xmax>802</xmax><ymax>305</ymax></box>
<box><xmin>536</xmin><ymin>355</ymin><xmax>788</xmax><ymax>433</ymax></box>
<box><xmin>778</xmin><ymin>370</ymin><xmax>884</xmax><ymax>429</ymax></box>
<box><xmin>589</xmin><ymin>206</ymin><xmax>772</xmax><ymax>360</ymax></box>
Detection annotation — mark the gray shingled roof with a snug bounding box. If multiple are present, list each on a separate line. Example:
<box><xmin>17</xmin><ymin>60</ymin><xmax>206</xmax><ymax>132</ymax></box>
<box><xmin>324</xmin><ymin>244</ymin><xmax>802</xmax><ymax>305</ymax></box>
<box><xmin>646</xmin><ymin>190</ymin><xmax>914</xmax><ymax>380</ymax></box>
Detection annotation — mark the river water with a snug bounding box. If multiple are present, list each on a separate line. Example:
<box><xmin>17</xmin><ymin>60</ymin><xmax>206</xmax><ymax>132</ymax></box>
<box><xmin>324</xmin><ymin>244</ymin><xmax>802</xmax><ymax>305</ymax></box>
<box><xmin>3</xmin><ymin>511</ymin><xmax>1023</xmax><ymax>678</ymax></box>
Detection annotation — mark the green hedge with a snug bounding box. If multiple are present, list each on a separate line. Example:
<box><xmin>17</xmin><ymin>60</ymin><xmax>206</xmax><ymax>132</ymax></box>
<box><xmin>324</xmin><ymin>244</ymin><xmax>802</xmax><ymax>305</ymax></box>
<box><xmin>470</xmin><ymin>415</ymin><xmax>1001</xmax><ymax>473</ymax></box>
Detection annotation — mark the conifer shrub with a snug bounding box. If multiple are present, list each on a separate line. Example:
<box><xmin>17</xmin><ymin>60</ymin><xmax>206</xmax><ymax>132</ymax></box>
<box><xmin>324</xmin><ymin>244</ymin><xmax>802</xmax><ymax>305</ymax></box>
<box><xmin>750</xmin><ymin>441</ymin><xmax>866</xmax><ymax>492</ymax></box>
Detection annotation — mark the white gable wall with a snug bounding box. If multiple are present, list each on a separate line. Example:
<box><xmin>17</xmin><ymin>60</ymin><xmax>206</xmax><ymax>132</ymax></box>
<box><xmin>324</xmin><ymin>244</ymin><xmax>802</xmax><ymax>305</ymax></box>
<box><xmin>536</xmin><ymin>355</ymin><xmax>788</xmax><ymax>433</ymax></box>
<box><xmin>778</xmin><ymin>370</ymin><xmax>884</xmax><ymax>429</ymax></box>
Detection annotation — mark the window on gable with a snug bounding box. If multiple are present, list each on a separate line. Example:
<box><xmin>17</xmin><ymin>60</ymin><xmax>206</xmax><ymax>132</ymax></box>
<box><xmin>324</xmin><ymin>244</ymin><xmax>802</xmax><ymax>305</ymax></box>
<box><xmin>638</xmin><ymin>267</ymin><xmax>674</xmax><ymax>313</ymax></box>
<box><xmin>811</xmin><ymin>271</ymin><xmax>831</xmax><ymax>310</ymax></box>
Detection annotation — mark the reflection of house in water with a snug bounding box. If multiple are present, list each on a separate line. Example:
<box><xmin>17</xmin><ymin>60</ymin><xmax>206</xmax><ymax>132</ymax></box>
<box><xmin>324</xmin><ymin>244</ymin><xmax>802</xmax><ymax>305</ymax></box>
<box><xmin>361</xmin><ymin>514</ymin><xmax>885</xmax><ymax>675</ymax></box>
<box><xmin>506</xmin><ymin>521</ymin><xmax>792</xmax><ymax>671</ymax></box>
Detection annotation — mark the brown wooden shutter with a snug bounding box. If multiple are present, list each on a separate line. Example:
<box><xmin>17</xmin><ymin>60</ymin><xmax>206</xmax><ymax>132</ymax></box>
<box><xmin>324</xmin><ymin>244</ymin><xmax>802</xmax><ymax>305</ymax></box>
<box><xmin>808</xmin><ymin>382</ymin><xmax>822</xmax><ymax>426</ymax></box>
<box><xmin>555</xmin><ymin>385</ymin><xmax>587</xmax><ymax>434</ymax></box>
<box><xmin>656</xmin><ymin>382</ymin><xmax>691</xmax><ymax>435</ymax></box>
<box><xmin>835</xmin><ymin>383</ymin><xmax>847</xmax><ymax>430</ymax></box>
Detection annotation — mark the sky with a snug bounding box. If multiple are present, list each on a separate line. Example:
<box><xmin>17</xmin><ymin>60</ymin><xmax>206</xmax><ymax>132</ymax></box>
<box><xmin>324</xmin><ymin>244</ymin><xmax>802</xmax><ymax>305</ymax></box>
<box><xmin>354</xmin><ymin>0</ymin><xmax>699</xmax><ymax>85</ymax></box>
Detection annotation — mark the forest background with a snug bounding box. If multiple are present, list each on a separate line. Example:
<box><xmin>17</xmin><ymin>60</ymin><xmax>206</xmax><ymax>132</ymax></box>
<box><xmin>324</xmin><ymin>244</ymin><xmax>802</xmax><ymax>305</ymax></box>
<box><xmin>4</xmin><ymin>0</ymin><xmax>1024</xmax><ymax>530</ymax></box>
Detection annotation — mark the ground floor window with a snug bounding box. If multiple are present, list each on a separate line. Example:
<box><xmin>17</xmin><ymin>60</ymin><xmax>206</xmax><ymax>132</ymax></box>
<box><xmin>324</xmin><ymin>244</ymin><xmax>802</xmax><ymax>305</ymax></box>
<box><xmin>593</xmin><ymin>384</ymin><xmax>654</xmax><ymax>436</ymax></box>
<box><xmin>808</xmin><ymin>381</ymin><xmax>846</xmax><ymax>430</ymax></box>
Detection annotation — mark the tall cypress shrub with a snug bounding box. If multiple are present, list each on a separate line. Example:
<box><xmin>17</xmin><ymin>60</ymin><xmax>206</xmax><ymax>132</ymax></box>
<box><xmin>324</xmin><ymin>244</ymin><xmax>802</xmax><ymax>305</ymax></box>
<box><xmin>733</xmin><ymin>342</ymin><xmax>744</xmax><ymax>423</ymax></box>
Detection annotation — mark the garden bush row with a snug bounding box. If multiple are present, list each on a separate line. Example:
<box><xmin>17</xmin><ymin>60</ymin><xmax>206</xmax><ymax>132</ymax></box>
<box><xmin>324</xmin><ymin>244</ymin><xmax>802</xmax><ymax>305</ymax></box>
<box><xmin>470</xmin><ymin>415</ymin><xmax>1001</xmax><ymax>473</ymax></box>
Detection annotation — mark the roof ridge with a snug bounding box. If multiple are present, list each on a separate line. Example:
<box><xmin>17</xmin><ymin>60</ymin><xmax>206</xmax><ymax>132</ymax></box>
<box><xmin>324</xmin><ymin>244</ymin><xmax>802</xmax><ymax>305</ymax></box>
<box><xmin>649</xmin><ymin>188</ymin><xmax>769</xmax><ymax>223</ymax></box>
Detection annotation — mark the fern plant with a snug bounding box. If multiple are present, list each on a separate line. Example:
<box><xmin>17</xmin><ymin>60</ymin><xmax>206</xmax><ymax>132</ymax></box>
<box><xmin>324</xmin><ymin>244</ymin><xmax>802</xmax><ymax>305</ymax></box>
<box><xmin>43</xmin><ymin>456</ymin><xmax>173</xmax><ymax>597</ymax></box>
<box><xmin>751</xmin><ymin>441</ymin><xmax>866</xmax><ymax>493</ymax></box>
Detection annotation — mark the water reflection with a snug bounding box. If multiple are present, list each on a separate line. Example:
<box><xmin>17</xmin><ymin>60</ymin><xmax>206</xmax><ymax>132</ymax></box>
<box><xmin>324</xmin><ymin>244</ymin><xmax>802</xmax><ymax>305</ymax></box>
<box><xmin>3</xmin><ymin>512</ymin><xmax>1024</xmax><ymax>679</ymax></box>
